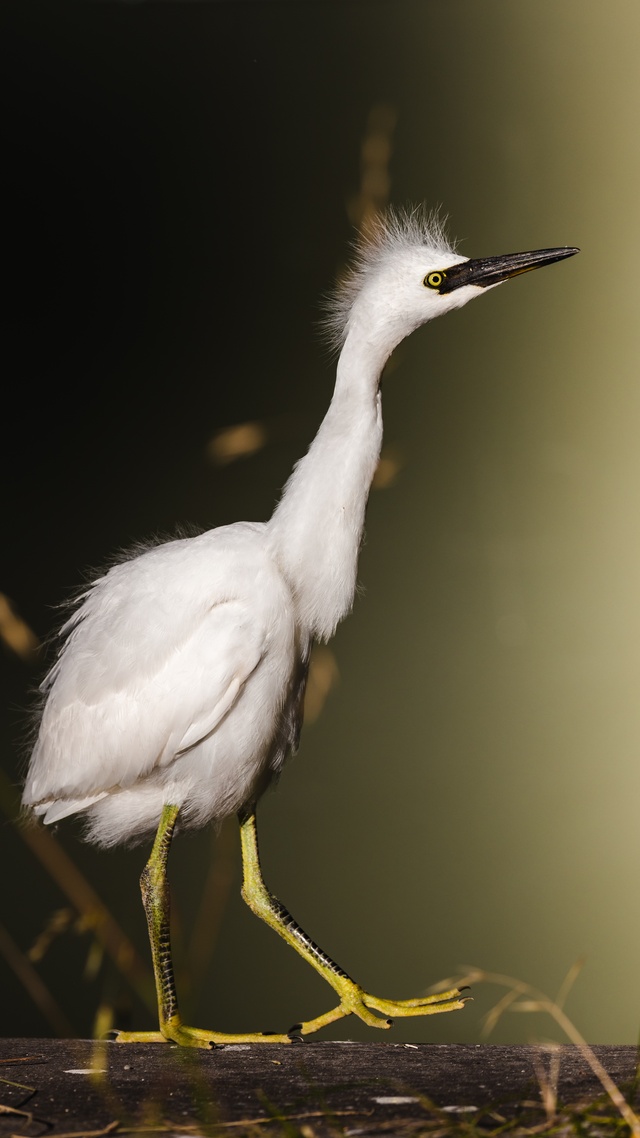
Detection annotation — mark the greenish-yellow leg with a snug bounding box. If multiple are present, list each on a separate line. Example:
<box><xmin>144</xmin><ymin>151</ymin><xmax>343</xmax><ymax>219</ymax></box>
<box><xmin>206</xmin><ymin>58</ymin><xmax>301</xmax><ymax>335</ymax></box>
<box><xmin>239</xmin><ymin>810</ymin><xmax>466</xmax><ymax>1037</ymax></box>
<box><xmin>115</xmin><ymin>805</ymin><xmax>291</xmax><ymax>1047</ymax></box>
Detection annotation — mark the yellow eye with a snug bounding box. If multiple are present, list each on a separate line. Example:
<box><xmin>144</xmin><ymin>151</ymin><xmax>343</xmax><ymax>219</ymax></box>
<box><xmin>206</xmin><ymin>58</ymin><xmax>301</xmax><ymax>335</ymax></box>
<box><xmin>424</xmin><ymin>271</ymin><xmax>445</xmax><ymax>290</ymax></box>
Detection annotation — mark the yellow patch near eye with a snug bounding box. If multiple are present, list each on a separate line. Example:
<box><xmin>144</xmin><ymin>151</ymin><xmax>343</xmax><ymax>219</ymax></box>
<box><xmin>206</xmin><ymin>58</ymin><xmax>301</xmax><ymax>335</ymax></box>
<box><xmin>425</xmin><ymin>271</ymin><xmax>444</xmax><ymax>289</ymax></box>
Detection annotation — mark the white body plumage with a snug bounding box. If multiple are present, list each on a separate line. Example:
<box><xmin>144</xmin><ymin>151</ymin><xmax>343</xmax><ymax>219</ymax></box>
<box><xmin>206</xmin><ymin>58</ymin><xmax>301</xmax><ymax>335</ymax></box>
<box><xmin>23</xmin><ymin>211</ymin><xmax>577</xmax><ymax>848</ymax></box>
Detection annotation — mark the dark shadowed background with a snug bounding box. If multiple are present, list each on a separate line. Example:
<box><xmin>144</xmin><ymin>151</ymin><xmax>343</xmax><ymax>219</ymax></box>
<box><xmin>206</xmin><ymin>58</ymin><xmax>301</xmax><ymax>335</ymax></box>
<box><xmin>2</xmin><ymin>0</ymin><xmax>639</xmax><ymax>1045</ymax></box>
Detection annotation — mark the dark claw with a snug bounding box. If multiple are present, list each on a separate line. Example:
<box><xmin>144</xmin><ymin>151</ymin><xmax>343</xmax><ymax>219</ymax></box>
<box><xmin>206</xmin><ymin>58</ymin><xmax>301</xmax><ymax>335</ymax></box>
<box><xmin>288</xmin><ymin>1022</ymin><xmax>303</xmax><ymax>1033</ymax></box>
<box><xmin>386</xmin><ymin>1018</ymin><xmax>394</xmax><ymax>1027</ymax></box>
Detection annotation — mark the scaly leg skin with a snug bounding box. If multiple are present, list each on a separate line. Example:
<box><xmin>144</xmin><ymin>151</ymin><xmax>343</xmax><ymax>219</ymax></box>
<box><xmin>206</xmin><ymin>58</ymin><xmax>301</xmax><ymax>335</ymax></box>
<box><xmin>239</xmin><ymin>810</ymin><xmax>467</xmax><ymax>1037</ymax></box>
<box><xmin>114</xmin><ymin>805</ymin><xmax>291</xmax><ymax>1048</ymax></box>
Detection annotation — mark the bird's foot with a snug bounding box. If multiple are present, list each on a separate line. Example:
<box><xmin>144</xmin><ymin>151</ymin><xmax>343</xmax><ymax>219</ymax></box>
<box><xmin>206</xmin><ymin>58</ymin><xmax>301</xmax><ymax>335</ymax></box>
<box><xmin>290</xmin><ymin>984</ymin><xmax>467</xmax><ymax>1037</ymax></box>
<box><xmin>114</xmin><ymin>1014</ymin><xmax>292</xmax><ymax>1048</ymax></box>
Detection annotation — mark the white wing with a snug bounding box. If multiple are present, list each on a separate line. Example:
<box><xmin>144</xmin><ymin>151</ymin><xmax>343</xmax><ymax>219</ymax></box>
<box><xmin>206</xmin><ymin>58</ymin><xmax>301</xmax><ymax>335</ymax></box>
<box><xmin>24</xmin><ymin>526</ymin><xmax>273</xmax><ymax>809</ymax></box>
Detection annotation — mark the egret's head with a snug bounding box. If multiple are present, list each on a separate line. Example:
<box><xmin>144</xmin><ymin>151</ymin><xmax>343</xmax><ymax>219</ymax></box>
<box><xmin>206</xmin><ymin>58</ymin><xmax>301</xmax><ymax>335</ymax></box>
<box><xmin>326</xmin><ymin>208</ymin><xmax>578</xmax><ymax>361</ymax></box>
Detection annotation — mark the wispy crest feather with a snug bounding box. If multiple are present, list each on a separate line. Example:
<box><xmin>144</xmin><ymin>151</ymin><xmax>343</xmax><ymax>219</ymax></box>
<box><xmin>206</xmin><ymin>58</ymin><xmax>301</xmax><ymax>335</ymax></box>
<box><xmin>323</xmin><ymin>206</ymin><xmax>456</xmax><ymax>350</ymax></box>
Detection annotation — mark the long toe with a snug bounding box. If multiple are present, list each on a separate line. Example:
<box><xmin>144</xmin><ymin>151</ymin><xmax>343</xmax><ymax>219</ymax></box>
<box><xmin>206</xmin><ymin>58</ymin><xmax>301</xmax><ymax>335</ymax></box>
<box><xmin>363</xmin><ymin>988</ymin><xmax>468</xmax><ymax>1018</ymax></box>
<box><xmin>114</xmin><ymin>1031</ymin><xmax>170</xmax><ymax>1044</ymax></box>
<box><xmin>115</xmin><ymin>1023</ymin><xmax>293</xmax><ymax>1048</ymax></box>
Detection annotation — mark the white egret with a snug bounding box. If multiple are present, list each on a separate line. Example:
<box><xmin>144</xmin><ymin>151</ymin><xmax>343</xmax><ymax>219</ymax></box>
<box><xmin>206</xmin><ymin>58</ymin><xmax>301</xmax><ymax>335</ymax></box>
<box><xmin>23</xmin><ymin>210</ymin><xmax>578</xmax><ymax>1047</ymax></box>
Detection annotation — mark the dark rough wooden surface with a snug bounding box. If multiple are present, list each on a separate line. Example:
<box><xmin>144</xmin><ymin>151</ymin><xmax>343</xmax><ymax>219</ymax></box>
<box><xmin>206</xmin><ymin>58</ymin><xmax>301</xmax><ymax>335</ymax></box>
<box><xmin>0</xmin><ymin>1039</ymin><xmax>637</xmax><ymax>1136</ymax></box>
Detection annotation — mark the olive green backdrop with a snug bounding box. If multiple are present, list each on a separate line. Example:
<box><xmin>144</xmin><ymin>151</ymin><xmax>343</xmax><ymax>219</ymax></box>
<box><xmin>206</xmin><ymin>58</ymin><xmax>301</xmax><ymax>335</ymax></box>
<box><xmin>2</xmin><ymin>0</ymin><xmax>639</xmax><ymax>1045</ymax></box>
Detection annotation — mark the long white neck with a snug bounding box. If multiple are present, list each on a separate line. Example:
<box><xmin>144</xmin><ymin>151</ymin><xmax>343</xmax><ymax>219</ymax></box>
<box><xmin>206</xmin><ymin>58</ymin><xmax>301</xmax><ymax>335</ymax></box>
<box><xmin>267</xmin><ymin>328</ymin><xmax>386</xmax><ymax>641</ymax></box>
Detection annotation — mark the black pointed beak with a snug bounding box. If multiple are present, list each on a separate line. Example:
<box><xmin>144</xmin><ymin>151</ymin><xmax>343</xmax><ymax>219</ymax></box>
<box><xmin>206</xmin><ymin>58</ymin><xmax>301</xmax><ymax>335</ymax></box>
<box><xmin>438</xmin><ymin>246</ymin><xmax>579</xmax><ymax>293</ymax></box>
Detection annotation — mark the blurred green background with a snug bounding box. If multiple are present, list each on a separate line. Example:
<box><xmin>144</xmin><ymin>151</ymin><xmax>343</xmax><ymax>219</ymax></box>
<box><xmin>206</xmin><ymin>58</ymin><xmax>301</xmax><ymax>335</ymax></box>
<box><xmin>2</xmin><ymin>0</ymin><xmax>639</xmax><ymax>1046</ymax></box>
